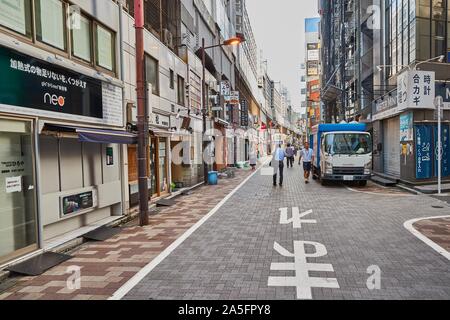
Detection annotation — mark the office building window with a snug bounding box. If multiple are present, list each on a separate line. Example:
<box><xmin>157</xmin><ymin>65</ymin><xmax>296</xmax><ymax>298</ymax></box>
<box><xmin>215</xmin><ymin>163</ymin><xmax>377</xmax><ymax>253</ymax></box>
<box><xmin>177</xmin><ymin>75</ymin><xmax>185</xmax><ymax>106</ymax></box>
<box><xmin>170</xmin><ymin>69</ymin><xmax>174</xmax><ymax>89</ymax></box>
<box><xmin>71</xmin><ymin>15</ymin><xmax>92</xmax><ymax>62</ymax></box>
<box><xmin>0</xmin><ymin>0</ymin><xmax>32</xmax><ymax>36</ymax></box>
<box><xmin>96</xmin><ymin>24</ymin><xmax>114</xmax><ymax>71</ymax></box>
<box><xmin>35</xmin><ymin>0</ymin><xmax>66</xmax><ymax>50</ymax></box>
<box><xmin>145</xmin><ymin>55</ymin><xmax>159</xmax><ymax>95</ymax></box>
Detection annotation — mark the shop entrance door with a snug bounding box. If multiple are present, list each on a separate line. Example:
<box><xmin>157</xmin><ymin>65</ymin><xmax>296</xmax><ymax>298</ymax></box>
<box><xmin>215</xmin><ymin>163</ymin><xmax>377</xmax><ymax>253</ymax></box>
<box><xmin>149</xmin><ymin>137</ymin><xmax>169</xmax><ymax>197</ymax></box>
<box><xmin>0</xmin><ymin>118</ymin><xmax>38</xmax><ymax>264</ymax></box>
<box><xmin>383</xmin><ymin>117</ymin><xmax>401</xmax><ymax>177</ymax></box>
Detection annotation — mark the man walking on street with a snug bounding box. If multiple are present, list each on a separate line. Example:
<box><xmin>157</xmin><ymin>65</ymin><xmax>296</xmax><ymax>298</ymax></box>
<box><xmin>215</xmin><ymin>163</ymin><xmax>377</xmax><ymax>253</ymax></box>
<box><xmin>285</xmin><ymin>143</ymin><xmax>295</xmax><ymax>168</ymax></box>
<box><xmin>271</xmin><ymin>143</ymin><xmax>285</xmax><ymax>187</ymax></box>
<box><xmin>299</xmin><ymin>141</ymin><xmax>314</xmax><ymax>184</ymax></box>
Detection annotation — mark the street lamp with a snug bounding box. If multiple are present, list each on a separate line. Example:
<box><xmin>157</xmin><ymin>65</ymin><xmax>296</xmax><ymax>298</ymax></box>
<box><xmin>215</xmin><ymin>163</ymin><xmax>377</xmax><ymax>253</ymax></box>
<box><xmin>201</xmin><ymin>36</ymin><xmax>245</xmax><ymax>184</ymax></box>
<box><xmin>414</xmin><ymin>55</ymin><xmax>445</xmax><ymax>70</ymax></box>
<box><xmin>376</xmin><ymin>55</ymin><xmax>445</xmax><ymax>72</ymax></box>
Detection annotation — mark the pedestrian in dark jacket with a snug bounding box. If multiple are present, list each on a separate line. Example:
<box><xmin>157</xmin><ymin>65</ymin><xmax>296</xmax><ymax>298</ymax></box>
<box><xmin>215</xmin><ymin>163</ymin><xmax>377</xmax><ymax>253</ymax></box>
<box><xmin>285</xmin><ymin>143</ymin><xmax>295</xmax><ymax>168</ymax></box>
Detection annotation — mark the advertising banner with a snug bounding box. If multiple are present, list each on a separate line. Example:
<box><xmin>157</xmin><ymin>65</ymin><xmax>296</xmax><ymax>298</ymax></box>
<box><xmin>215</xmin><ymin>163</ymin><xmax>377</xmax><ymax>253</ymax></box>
<box><xmin>240</xmin><ymin>99</ymin><xmax>248</xmax><ymax>127</ymax></box>
<box><xmin>434</xmin><ymin>124</ymin><xmax>450</xmax><ymax>177</ymax></box>
<box><xmin>0</xmin><ymin>45</ymin><xmax>123</xmax><ymax>126</ymax></box>
<box><xmin>400</xmin><ymin>112</ymin><xmax>413</xmax><ymax>142</ymax></box>
<box><xmin>415</xmin><ymin>125</ymin><xmax>433</xmax><ymax>179</ymax></box>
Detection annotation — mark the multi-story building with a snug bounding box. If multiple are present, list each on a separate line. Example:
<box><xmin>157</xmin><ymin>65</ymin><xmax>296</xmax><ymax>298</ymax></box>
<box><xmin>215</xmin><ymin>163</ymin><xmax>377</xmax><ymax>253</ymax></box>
<box><xmin>319</xmin><ymin>0</ymin><xmax>358</xmax><ymax>123</ymax></box>
<box><xmin>304</xmin><ymin>17</ymin><xmax>322</xmax><ymax>132</ymax></box>
<box><xmin>0</xmin><ymin>0</ymin><xmax>127</xmax><ymax>265</ymax></box>
<box><xmin>321</xmin><ymin>0</ymin><xmax>450</xmax><ymax>185</ymax></box>
<box><xmin>370</xmin><ymin>0</ymin><xmax>450</xmax><ymax>184</ymax></box>
<box><xmin>299</xmin><ymin>63</ymin><xmax>307</xmax><ymax>115</ymax></box>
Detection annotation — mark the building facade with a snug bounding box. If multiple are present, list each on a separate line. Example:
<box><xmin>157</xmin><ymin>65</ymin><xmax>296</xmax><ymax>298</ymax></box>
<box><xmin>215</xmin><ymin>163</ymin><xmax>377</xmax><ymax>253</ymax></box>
<box><xmin>0</xmin><ymin>0</ymin><xmax>300</xmax><ymax>266</ymax></box>
<box><xmin>0</xmin><ymin>0</ymin><xmax>127</xmax><ymax>265</ymax></box>
<box><xmin>371</xmin><ymin>0</ymin><xmax>450</xmax><ymax>184</ymax></box>
<box><xmin>305</xmin><ymin>17</ymin><xmax>322</xmax><ymax>134</ymax></box>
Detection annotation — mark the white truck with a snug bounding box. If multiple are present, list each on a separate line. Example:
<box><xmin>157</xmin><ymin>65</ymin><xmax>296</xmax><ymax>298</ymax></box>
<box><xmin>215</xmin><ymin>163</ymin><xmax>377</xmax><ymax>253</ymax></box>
<box><xmin>311</xmin><ymin>123</ymin><xmax>372</xmax><ymax>186</ymax></box>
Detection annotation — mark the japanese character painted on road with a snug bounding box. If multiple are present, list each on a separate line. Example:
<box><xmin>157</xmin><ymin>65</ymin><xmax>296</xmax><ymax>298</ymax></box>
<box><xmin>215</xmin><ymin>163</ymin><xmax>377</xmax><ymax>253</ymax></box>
<box><xmin>278</xmin><ymin>208</ymin><xmax>316</xmax><ymax>229</ymax></box>
<box><xmin>268</xmin><ymin>241</ymin><xmax>340</xmax><ymax>300</ymax></box>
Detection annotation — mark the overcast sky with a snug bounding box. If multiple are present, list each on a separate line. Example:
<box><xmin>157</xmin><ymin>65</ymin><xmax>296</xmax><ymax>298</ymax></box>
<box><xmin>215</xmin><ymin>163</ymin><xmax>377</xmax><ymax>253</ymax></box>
<box><xmin>246</xmin><ymin>0</ymin><xmax>318</xmax><ymax>109</ymax></box>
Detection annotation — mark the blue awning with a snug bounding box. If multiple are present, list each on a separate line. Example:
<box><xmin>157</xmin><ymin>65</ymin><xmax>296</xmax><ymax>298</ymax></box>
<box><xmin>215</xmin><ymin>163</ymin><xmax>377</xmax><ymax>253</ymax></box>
<box><xmin>43</xmin><ymin>124</ymin><xmax>137</xmax><ymax>144</ymax></box>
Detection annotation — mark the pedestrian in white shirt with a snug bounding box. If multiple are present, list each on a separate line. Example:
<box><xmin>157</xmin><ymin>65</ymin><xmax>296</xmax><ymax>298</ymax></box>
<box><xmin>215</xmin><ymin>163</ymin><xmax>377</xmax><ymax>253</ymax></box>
<box><xmin>299</xmin><ymin>141</ymin><xmax>314</xmax><ymax>184</ymax></box>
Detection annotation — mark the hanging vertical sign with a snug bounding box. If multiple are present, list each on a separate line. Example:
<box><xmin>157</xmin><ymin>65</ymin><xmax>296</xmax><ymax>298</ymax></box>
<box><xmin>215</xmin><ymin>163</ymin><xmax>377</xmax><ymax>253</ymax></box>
<box><xmin>415</xmin><ymin>125</ymin><xmax>433</xmax><ymax>179</ymax></box>
<box><xmin>397</xmin><ymin>70</ymin><xmax>435</xmax><ymax>110</ymax></box>
<box><xmin>434</xmin><ymin>124</ymin><xmax>450</xmax><ymax>177</ymax></box>
<box><xmin>240</xmin><ymin>99</ymin><xmax>248</xmax><ymax>127</ymax></box>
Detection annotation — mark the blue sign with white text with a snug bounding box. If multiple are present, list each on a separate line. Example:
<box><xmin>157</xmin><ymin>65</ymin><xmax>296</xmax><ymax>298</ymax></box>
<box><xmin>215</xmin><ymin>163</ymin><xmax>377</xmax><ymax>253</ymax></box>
<box><xmin>415</xmin><ymin>125</ymin><xmax>433</xmax><ymax>179</ymax></box>
<box><xmin>434</xmin><ymin>124</ymin><xmax>450</xmax><ymax>177</ymax></box>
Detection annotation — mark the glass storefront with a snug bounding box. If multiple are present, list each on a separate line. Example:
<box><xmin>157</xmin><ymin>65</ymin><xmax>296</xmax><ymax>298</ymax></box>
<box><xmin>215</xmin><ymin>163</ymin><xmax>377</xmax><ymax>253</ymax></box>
<box><xmin>159</xmin><ymin>138</ymin><xmax>167</xmax><ymax>194</ymax></box>
<box><xmin>0</xmin><ymin>118</ymin><xmax>38</xmax><ymax>264</ymax></box>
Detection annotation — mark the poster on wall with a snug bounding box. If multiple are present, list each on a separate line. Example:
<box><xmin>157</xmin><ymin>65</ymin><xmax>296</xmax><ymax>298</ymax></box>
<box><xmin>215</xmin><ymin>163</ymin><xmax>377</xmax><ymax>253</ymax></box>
<box><xmin>400</xmin><ymin>112</ymin><xmax>413</xmax><ymax>142</ymax></box>
<box><xmin>61</xmin><ymin>191</ymin><xmax>94</xmax><ymax>216</ymax></box>
<box><xmin>415</xmin><ymin>125</ymin><xmax>433</xmax><ymax>179</ymax></box>
<box><xmin>434</xmin><ymin>124</ymin><xmax>450</xmax><ymax>177</ymax></box>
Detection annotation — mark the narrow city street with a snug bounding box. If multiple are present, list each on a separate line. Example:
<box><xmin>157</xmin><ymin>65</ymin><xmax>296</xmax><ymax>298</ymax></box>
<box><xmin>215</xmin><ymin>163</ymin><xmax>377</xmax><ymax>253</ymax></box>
<box><xmin>116</xmin><ymin>163</ymin><xmax>450</xmax><ymax>300</ymax></box>
<box><xmin>1</xmin><ymin>0</ymin><xmax>450</xmax><ymax>308</ymax></box>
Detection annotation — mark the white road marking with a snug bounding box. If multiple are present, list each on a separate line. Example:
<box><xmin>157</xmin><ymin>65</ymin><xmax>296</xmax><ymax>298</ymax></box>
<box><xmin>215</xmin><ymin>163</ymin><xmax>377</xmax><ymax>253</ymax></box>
<box><xmin>403</xmin><ymin>215</ymin><xmax>450</xmax><ymax>261</ymax></box>
<box><xmin>279</xmin><ymin>208</ymin><xmax>316</xmax><ymax>229</ymax></box>
<box><xmin>345</xmin><ymin>185</ymin><xmax>415</xmax><ymax>197</ymax></box>
<box><xmin>109</xmin><ymin>163</ymin><xmax>266</xmax><ymax>300</ymax></box>
<box><xmin>268</xmin><ymin>241</ymin><xmax>339</xmax><ymax>300</ymax></box>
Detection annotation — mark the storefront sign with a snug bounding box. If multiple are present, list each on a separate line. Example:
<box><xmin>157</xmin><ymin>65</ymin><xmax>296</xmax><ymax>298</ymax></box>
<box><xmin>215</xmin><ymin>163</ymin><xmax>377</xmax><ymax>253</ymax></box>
<box><xmin>307</xmin><ymin>43</ymin><xmax>320</xmax><ymax>61</ymax></box>
<box><xmin>226</xmin><ymin>91</ymin><xmax>239</xmax><ymax>105</ymax></box>
<box><xmin>0</xmin><ymin>158</ymin><xmax>25</xmax><ymax>175</ymax></box>
<box><xmin>220</xmin><ymin>80</ymin><xmax>231</xmax><ymax>96</ymax></box>
<box><xmin>0</xmin><ymin>46</ymin><xmax>123</xmax><ymax>126</ymax></box>
<box><xmin>5</xmin><ymin>176</ymin><xmax>22</xmax><ymax>193</ymax></box>
<box><xmin>61</xmin><ymin>191</ymin><xmax>94</xmax><ymax>216</ymax></box>
<box><xmin>400</xmin><ymin>112</ymin><xmax>413</xmax><ymax>142</ymax></box>
<box><xmin>415</xmin><ymin>125</ymin><xmax>433</xmax><ymax>179</ymax></box>
<box><xmin>307</xmin><ymin>61</ymin><xmax>319</xmax><ymax>76</ymax></box>
<box><xmin>434</xmin><ymin>124</ymin><xmax>450</xmax><ymax>177</ymax></box>
<box><xmin>240</xmin><ymin>100</ymin><xmax>248</xmax><ymax>127</ymax></box>
<box><xmin>397</xmin><ymin>70</ymin><xmax>435</xmax><ymax>110</ymax></box>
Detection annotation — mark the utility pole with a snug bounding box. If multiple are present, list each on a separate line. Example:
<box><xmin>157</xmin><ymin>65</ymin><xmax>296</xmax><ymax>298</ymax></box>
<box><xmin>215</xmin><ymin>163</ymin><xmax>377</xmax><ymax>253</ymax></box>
<box><xmin>435</xmin><ymin>96</ymin><xmax>443</xmax><ymax>195</ymax></box>
<box><xmin>134</xmin><ymin>0</ymin><xmax>149</xmax><ymax>226</ymax></box>
<box><xmin>201</xmin><ymin>37</ymin><xmax>208</xmax><ymax>184</ymax></box>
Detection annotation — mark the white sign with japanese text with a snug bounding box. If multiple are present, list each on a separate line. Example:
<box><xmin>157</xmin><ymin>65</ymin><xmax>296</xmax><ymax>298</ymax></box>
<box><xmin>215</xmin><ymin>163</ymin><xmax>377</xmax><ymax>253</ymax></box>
<box><xmin>220</xmin><ymin>80</ymin><xmax>231</xmax><ymax>96</ymax></box>
<box><xmin>5</xmin><ymin>176</ymin><xmax>22</xmax><ymax>193</ymax></box>
<box><xmin>397</xmin><ymin>70</ymin><xmax>435</xmax><ymax>110</ymax></box>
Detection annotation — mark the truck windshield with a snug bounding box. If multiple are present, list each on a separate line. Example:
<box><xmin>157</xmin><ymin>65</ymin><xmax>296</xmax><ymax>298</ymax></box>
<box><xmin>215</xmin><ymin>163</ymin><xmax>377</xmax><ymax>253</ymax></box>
<box><xmin>324</xmin><ymin>133</ymin><xmax>371</xmax><ymax>155</ymax></box>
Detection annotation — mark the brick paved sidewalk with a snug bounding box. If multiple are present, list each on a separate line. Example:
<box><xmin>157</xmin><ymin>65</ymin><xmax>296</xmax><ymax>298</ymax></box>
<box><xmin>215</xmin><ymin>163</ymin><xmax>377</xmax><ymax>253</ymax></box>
<box><xmin>413</xmin><ymin>217</ymin><xmax>450</xmax><ymax>252</ymax></box>
<box><xmin>0</xmin><ymin>165</ymin><xmax>259</xmax><ymax>300</ymax></box>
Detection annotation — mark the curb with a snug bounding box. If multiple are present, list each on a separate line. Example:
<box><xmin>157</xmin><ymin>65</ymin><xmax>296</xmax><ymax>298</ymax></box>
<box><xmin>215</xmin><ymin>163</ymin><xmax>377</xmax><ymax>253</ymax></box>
<box><xmin>404</xmin><ymin>216</ymin><xmax>450</xmax><ymax>261</ymax></box>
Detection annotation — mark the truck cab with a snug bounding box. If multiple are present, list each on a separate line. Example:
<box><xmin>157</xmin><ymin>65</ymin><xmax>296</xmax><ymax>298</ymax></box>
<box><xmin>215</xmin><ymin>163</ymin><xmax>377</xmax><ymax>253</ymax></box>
<box><xmin>311</xmin><ymin>124</ymin><xmax>372</xmax><ymax>186</ymax></box>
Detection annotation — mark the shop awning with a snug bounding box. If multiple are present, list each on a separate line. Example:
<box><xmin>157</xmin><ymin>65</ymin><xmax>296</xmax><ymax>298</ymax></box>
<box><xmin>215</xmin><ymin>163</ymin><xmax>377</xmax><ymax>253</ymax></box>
<box><xmin>43</xmin><ymin>124</ymin><xmax>137</xmax><ymax>144</ymax></box>
<box><xmin>149</xmin><ymin>126</ymin><xmax>173</xmax><ymax>137</ymax></box>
